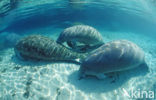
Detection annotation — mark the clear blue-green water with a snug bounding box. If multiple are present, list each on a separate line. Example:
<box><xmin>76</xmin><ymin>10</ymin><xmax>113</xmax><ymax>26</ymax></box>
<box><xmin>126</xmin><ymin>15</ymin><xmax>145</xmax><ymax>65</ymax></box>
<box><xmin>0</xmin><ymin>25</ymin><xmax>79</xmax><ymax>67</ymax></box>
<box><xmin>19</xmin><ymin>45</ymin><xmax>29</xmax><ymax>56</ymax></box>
<box><xmin>0</xmin><ymin>0</ymin><xmax>156</xmax><ymax>100</ymax></box>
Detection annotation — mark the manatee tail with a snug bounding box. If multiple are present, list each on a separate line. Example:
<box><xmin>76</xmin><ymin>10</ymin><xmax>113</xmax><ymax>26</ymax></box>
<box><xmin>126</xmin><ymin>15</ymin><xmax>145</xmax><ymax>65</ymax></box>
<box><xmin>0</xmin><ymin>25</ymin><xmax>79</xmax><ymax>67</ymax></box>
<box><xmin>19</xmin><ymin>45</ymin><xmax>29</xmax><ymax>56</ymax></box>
<box><xmin>56</xmin><ymin>41</ymin><xmax>89</xmax><ymax>64</ymax></box>
<box><xmin>74</xmin><ymin>52</ymin><xmax>89</xmax><ymax>64</ymax></box>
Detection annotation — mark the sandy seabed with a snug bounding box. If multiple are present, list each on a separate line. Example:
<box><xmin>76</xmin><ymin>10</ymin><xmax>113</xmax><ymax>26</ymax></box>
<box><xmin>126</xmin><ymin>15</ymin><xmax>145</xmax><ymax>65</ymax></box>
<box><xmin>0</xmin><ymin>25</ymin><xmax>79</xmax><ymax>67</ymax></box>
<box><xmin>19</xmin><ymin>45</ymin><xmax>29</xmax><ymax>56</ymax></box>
<box><xmin>0</xmin><ymin>31</ymin><xmax>156</xmax><ymax>100</ymax></box>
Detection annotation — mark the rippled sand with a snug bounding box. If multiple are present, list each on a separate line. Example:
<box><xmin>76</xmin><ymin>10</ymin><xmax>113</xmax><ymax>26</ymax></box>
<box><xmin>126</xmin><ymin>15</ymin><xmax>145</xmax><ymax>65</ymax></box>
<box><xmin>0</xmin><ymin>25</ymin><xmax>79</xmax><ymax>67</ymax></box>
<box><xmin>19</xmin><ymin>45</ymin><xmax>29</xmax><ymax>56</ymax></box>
<box><xmin>0</xmin><ymin>31</ymin><xmax>156</xmax><ymax>100</ymax></box>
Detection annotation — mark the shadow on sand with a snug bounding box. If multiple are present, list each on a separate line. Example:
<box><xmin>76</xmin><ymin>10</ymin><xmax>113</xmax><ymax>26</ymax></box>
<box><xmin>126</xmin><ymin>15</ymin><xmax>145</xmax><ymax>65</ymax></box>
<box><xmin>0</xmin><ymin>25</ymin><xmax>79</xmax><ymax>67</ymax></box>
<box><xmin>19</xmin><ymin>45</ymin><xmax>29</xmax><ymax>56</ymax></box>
<box><xmin>68</xmin><ymin>63</ymin><xmax>149</xmax><ymax>93</ymax></box>
<box><xmin>11</xmin><ymin>54</ymin><xmax>81</xmax><ymax>67</ymax></box>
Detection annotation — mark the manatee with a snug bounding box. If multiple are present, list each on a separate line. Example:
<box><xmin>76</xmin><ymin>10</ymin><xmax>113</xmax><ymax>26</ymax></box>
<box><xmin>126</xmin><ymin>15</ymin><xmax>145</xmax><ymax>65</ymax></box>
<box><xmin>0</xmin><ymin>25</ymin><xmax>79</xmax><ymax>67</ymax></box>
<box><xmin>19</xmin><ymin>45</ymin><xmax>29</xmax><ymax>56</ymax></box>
<box><xmin>79</xmin><ymin>40</ymin><xmax>145</xmax><ymax>79</ymax></box>
<box><xmin>56</xmin><ymin>25</ymin><xmax>104</xmax><ymax>52</ymax></box>
<box><xmin>14</xmin><ymin>35</ymin><xmax>86</xmax><ymax>62</ymax></box>
<box><xmin>0</xmin><ymin>0</ymin><xmax>18</xmax><ymax>17</ymax></box>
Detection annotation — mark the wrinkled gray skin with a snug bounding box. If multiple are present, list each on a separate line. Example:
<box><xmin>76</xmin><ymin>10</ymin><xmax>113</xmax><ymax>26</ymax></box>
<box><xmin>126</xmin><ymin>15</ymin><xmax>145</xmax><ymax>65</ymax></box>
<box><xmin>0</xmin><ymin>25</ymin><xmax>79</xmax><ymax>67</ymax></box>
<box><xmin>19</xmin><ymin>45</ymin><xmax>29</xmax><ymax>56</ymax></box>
<box><xmin>14</xmin><ymin>35</ymin><xmax>87</xmax><ymax>62</ymax></box>
<box><xmin>56</xmin><ymin>25</ymin><xmax>104</xmax><ymax>52</ymax></box>
<box><xmin>79</xmin><ymin>40</ymin><xmax>145</xmax><ymax>79</ymax></box>
<box><xmin>0</xmin><ymin>0</ymin><xmax>18</xmax><ymax>16</ymax></box>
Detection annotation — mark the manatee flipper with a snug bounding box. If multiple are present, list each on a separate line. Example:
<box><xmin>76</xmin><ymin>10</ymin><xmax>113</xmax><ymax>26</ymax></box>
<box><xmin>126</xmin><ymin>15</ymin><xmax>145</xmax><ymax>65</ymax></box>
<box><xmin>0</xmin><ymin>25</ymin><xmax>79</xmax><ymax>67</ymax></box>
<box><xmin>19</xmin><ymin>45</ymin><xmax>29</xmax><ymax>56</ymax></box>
<box><xmin>79</xmin><ymin>44</ymin><xmax>90</xmax><ymax>52</ymax></box>
<box><xmin>106</xmin><ymin>72</ymin><xmax>119</xmax><ymax>83</ymax></box>
<box><xmin>79</xmin><ymin>73</ymin><xmax>106</xmax><ymax>80</ymax></box>
<box><xmin>79</xmin><ymin>44</ymin><xmax>103</xmax><ymax>53</ymax></box>
<box><xmin>78</xmin><ymin>73</ymin><xmax>86</xmax><ymax>80</ymax></box>
<box><xmin>15</xmin><ymin>52</ymin><xmax>27</xmax><ymax>61</ymax></box>
<box><xmin>14</xmin><ymin>48</ymin><xmax>26</xmax><ymax>60</ymax></box>
<box><xmin>78</xmin><ymin>66</ymin><xmax>86</xmax><ymax>80</ymax></box>
<box><xmin>96</xmin><ymin>73</ymin><xmax>107</xmax><ymax>79</ymax></box>
<box><xmin>73</xmin><ymin>44</ymin><xmax>90</xmax><ymax>53</ymax></box>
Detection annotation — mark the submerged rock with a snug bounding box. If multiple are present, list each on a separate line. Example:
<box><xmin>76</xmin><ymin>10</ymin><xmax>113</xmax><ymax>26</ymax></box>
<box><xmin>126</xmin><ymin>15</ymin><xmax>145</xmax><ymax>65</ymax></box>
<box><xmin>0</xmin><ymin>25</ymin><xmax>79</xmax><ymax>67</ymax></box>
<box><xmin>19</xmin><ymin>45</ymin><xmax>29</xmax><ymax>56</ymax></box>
<box><xmin>57</xmin><ymin>25</ymin><xmax>104</xmax><ymax>53</ymax></box>
<box><xmin>14</xmin><ymin>35</ymin><xmax>86</xmax><ymax>62</ymax></box>
<box><xmin>79</xmin><ymin>40</ymin><xmax>145</xmax><ymax>79</ymax></box>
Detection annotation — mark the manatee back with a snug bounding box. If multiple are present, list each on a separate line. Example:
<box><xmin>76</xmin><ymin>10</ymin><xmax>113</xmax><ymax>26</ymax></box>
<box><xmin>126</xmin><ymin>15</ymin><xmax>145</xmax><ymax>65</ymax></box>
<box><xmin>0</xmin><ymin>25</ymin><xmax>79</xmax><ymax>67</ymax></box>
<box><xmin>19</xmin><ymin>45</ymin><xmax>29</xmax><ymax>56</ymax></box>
<box><xmin>81</xmin><ymin>40</ymin><xmax>145</xmax><ymax>74</ymax></box>
<box><xmin>15</xmin><ymin>35</ymin><xmax>87</xmax><ymax>61</ymax></box>
<box><xmin>57</xmin><ymin>25</ymin><xmax>104</xmax><ymax>45</ymax></box>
